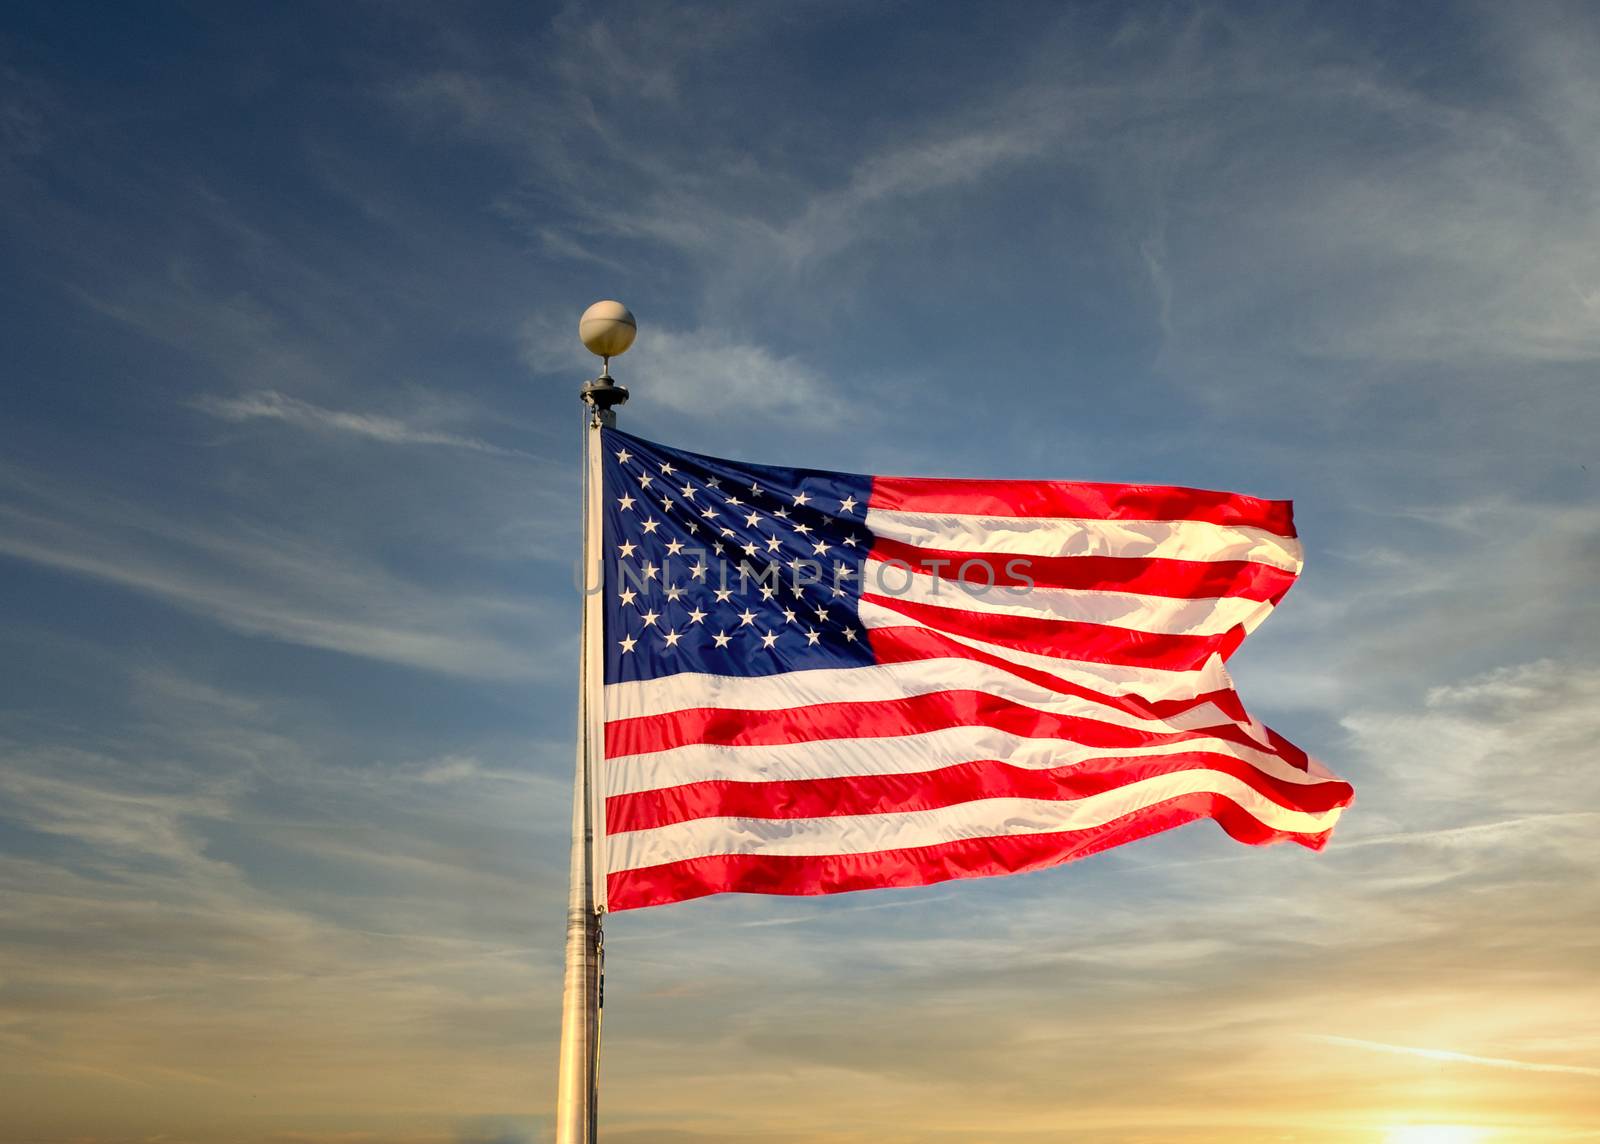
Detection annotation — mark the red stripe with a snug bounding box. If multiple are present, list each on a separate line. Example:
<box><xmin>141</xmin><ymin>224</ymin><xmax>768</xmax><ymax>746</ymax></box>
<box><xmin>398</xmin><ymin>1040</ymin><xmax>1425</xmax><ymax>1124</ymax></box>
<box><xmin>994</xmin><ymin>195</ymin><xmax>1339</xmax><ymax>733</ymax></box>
<box><xmin>867</xmin><ymin>537</ymin><xmax>1296</xmax><ymax>603</ymax></box>
<box><xmin>606</xmin><ymin>752</ymin><xmax>1355</xmax><ymax>833</ymax></box>
<box><xmin>867</xmin><ymin>624</ymin><xmax>1259</xmax><ymax>730</ymax></box>
<box><xmin>861</xmin><ymin>592</ymin><xmax>1227</xmax><ymax>670</ymax></box>
<box><xmin>1264</xmin><ymin>724</ymin><xmax>1311</xmax><ymax>771</ymax></box>
<box><xmin>606</xmin><ymin>792</ymin><xmax>1330</xmax><ymax>910</ymax></box>
<box><xmin>605</xmin><ymin>687</ymin><xmax>1277</xmax><ymax>760</ymax></box>
<box><xmin>869</xmin><ymin>477</ymin><xmax>1296</xmax><ymax>537</ymax></box>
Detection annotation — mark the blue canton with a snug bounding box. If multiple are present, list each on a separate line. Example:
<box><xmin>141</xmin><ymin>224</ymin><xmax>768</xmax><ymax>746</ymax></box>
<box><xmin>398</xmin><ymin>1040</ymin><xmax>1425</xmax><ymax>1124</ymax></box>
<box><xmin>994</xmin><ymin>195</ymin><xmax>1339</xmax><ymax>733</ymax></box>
<box><xmin>601</xmin><ymin>429</ymin><xmax>877</xmax><ymax>684</ymax></box>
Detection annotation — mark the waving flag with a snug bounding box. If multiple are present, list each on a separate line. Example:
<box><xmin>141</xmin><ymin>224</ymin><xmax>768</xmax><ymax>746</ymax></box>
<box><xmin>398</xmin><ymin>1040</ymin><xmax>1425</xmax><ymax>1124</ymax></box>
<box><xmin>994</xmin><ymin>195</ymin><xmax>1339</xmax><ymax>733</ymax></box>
<box><xmin>600</xmin><ymin>430</ymin><xmax>1352</xmax><ymax>911</ymax></box>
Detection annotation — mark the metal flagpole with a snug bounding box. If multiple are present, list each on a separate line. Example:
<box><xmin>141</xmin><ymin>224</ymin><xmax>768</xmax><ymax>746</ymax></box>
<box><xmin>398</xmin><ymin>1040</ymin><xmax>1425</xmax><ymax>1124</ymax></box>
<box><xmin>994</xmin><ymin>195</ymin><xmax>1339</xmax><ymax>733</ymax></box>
<box><xmin>555</xmin><ymin>302</ymin><xmax>634</xmax><ymax>1144</ymax></box>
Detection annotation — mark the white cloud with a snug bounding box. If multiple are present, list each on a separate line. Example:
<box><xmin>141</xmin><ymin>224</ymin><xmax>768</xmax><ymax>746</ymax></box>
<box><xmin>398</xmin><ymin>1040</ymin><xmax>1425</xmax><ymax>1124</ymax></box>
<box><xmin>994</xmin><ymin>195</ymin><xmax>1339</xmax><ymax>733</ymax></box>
<box><xmin>1232</xmin><ymin>497</ymin><xmax>1600</xmax><ymax>717</ymax></box>
<box><xmin>0</xmin><ymin>464</ymin><xmax>551</xmax><ymax>679</ymax></box>
<box><xmin>1079</xmin><ymin>10</ymin><xmax>1600</xmax><ymax>370</ymax></box>
<box><xmin>194</xmin><ymin>390</ymin><xmax>535</xmax><ymax>458</ymax></box>
<box><xmin>521</xmin><ymin>315</ymin><xmax>846</xmax><ymax>426</ymax></box>
<box><xmin>626</xmin><ymin>327</ymin><xmax>848</xmax><ymax>423</ymax></box>
<box><xmin>1335</xmin><ymin>658</ymin><xmax>1600</xmax><ymax>859</ymax></box>
<box><xmin>0</xmin><ymin>743</ymin><xmax>233</xmax><ymax>867</ymax></box>
<box><xmin>768</xmin><ymin>125</ymin><xmax>1045</xmax><ymax>268</ymax></box>
<box><xmin>1308</xmin><ymin>1034</ymin><xmax>1600</xmax><ymax>1078</ymax></box>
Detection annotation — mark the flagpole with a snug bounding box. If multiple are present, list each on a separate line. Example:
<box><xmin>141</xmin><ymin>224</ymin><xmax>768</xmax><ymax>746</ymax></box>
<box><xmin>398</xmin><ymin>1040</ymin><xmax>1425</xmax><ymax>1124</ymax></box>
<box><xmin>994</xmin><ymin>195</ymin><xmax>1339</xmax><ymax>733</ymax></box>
<box><xmin>555</xmin><ymin>302</ymin><xmax>634</xmax><ymax>1144</ymax></box>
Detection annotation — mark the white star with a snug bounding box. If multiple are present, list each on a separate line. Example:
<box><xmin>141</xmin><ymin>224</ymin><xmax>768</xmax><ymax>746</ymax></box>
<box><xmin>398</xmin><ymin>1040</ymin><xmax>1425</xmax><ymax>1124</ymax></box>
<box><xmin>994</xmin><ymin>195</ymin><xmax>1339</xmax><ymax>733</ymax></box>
<box><xmin>687</xmin><ymin>606</ymin><xmax>707</xmax><ymax>625</ymax></box>
<box><xmin>662</xmin><ymin>628</ymin><xmax>682</xmax><ymax>648</ymax></box>
<box><xmin>843</xmin><ymin>534</ymin><xmax>859</xmax><ymax>547</ymax></box>
<box><xmin>765</xmin><ymin>535</ymin><xmax>782</xmax><ymax>552</ymax></box>
<box><xmin>793</xmin><ymin>491</ymin><xmax>810</xmax><ymax>506</ymax></box>
<box><xmin>782</xmin><ymin>607</ymin><xmax>797</xmax><ymax>624</ymax></box>
<box><xmin>759</xmin><ymin>585</ymin><xmax>776</xmax><ymax>601</ymax></box>
<box><xmin>839</xmin><ymin>495</ymin><xmax>858</xmax><ymax>513</ymax></box>
<box><xmin>640</xmin><ymin>610</ymin><xmax>660</xmax><ymax>628</ymax></box>
<box><xmin>664</xmin><ymin>583</ymin><xmax>685</xmax><ymax>602</ymax></box>
<box><xmin>814</xmin><ymin>605</ymin><xmax>829</xmax><ymax>622</ymax></box>
<box><xmin>642</xmin><ymin>561</ymin><xmax>659</xmax><ymax>581</ymax></box>
<box><xmin>615</xmin><ymin>448</ymin><xmax>632</xmax><ymax>463</ymax></box>
<box><xmin>617</xmin><ymin>493</ymin><xmax>635</xmax><ymax>511</ymax></box>
<box><xmin>686</xmin><ymin>521</ymin><xmax>700</xmax><ymax>534</ymax></box>
<box><xmin>641</xmin><ymin>518</ymin><xmax>659</xmax><ymax>534</ymax></box>
<box><xmin>706</xmin><ymin>477</ymin><xmax>721</xmax><ymax>489</ymax></box>
<box><xmin>619</xmin><ymin>634</ymin><xmax>637</xmax><ymax>653</ymax></box>
<box><xmin>737</xmin><ymin>609</ymin><xmax>758</xmax><ymax>626</ymax></box>
<box><xmin>637</xmin><ymin>472</ymin><xmax>653</xmax><ymax>489</ymax></box>
<box><xmin>805</xmin><ymin>628</ymin><xmax>820</xmax><ymax>646</ymax></box>
<box><xmin>794</xmin><ymin>523</ymin><xmax>812</xmax><ymax>535</ymax></box>
<box><xmin>744</xmin><ymin>511</ymin><xmax>761</xmax><ymax>527</ymax></box>
<box><xmin>719</xmin><ymin>527</ymin><xmax>735</xmax><ymax>538</ymax></box>
<box><xmin>749</xmin><ymin>482</ymin><xmax>763</xmax><ymax>496</ymax></box>
<box><xmin>665</xmin><ymin>539</ymin><xmax>685</xmax><ymax>556</ymax></box>
<box><xmin>811</xmin><ymin>539</ymin><xmax>829</xmax><ymax>555</ymax></box>
<box><xmin>741</xmin><ymin>541</ymin><xmax>758</xmax><ymax>557</ymax></box>
<box><xmin>714</xmin><ymin>587</ymin><xmax>733</xmax><ymax>603</ymax></box>
<box><xmin>661</xmin><ymin>496</ymin><xmax>675</xmax><ymax>513</ymax></box>
<box><xmin>774</xmin><ymin>508</ymin><xmax>788</xmax><ymax>519</ymax></box>
<box><xmin>660</xmin><ymin>461</ymin><xmax>675</xmax><ymax>475</ymax></box>
<box><xmin>690</xmin><ymin>563</ymin><xmax>708</xmax><ymax>582</ymax></box>
<box><xmin>617</xmin><ymin>541</ymin><xmax>636</xmax><ymax>558</ymax></box>
<box><xmin>680</xmin><ymin>484</ymin><xmax>697</xmax><ymax>499</ymax></box>
<box><xmin>712</xmin><ymin>630</ymin><xmax>732</xmax><ymax>648</ymax></box>
<box><xmin>842</xmin><ymin>627</ymin><xmax>857</xmax><ymax>642</ymax></box>
<box><xmin>726</xmin><ymin>496</ymin><xmax>744</xmax><ymax>508</ymax></box>
<box><xmin>700</xmin><ymin>505</ymin><xmax>717</xmax><ymax>519</ymax></box>
<box><xmin>618</xmin><ymin>587</ymin><xmax>637</xmax><ymax>607</ymax></box>
<box><xmin>759</xmin><ymin>630</ymin><xmax>778</xmax><ymax>649</ymax></box>
<box><xmin>834</xmin><ymin>563</ymin><xmax>856</xmax><ymax>579</ymax></box>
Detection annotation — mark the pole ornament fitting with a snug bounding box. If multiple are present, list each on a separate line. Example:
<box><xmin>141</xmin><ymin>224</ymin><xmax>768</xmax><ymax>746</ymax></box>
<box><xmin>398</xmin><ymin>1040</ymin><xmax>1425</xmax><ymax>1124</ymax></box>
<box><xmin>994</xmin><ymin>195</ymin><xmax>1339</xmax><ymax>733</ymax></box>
<box><xmin>581</xmin><ymin>373</ymin><xmax>630</xmax><ymax>411</ymax></box>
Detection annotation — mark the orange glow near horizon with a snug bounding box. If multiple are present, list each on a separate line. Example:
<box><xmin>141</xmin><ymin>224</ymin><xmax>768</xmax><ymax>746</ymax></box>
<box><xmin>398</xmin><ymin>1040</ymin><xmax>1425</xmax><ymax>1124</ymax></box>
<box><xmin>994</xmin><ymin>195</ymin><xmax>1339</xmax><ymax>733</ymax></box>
<box><xmin>1384</xmin><ymin>1128</ymin><xmax>1493</xmax><ymax>1144</ymax></box>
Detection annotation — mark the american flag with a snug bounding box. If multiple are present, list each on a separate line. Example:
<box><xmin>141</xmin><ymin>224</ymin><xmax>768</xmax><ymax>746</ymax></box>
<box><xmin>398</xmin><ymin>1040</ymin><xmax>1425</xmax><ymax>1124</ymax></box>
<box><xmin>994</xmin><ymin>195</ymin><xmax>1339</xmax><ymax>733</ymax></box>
<box><xmin>599</xmin><ymin>430</ymin><xmax>1353</xmax><ymax>911</ymax></box>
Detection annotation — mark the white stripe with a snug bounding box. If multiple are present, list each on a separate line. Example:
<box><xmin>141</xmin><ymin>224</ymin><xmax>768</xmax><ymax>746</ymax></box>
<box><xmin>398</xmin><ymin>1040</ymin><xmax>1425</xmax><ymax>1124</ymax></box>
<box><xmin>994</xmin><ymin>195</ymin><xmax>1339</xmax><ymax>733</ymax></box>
<box><xmin>605</xmin><ymin>659</ymin><xmax>1256</xmax><ymax>740</ymax></box>
<box><xmin>866</xmin><ymin>508</ymin><xmax>1304</xmax><ymax>572</ymax></box>
<box><xmin>604</xmin><ymin>722</ymin><xmax>1323</xmax><ymax>798</ymax></box>
<box><xmin>865</xmin><ymin>560</ymin><xmax>1274</xmax><ymax>636</ymax></box>
<box><xmin>855</xmin><ymin>598</ymin><xmax>1232</xmax><ymax>701</ymax></box>
<box><xmin>607</xmin><ymin>770</ymin><xmax>1342</xmax><ymax>871</ymax></box>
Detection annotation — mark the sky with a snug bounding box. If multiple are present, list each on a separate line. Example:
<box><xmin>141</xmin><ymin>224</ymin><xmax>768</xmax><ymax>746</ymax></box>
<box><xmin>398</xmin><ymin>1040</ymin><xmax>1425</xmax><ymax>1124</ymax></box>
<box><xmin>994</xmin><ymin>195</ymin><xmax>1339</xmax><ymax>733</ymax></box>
<box><xmin>1</xmin><ymin>1</ymin><xmax>1598</xmax><ymax>1142</ymax></box>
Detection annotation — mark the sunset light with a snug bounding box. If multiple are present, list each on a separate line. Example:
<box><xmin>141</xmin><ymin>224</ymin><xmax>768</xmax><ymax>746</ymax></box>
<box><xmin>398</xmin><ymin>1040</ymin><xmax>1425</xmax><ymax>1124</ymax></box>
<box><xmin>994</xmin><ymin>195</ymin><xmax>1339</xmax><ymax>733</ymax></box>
<box><xmin>1384</xmin><ymin>1127</ymin><xmax>1493</xmax><ymax>1144</ymax></box>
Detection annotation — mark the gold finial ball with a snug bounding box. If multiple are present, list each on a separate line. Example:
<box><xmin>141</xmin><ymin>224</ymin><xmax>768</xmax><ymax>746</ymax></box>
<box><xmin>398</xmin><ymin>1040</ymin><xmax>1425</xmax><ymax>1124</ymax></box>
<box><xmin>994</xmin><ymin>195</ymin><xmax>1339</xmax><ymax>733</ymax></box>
<box><xmin>578</xmin><ymin>300</ymin><xmax>637</xmax><ymax>359</ymax></box>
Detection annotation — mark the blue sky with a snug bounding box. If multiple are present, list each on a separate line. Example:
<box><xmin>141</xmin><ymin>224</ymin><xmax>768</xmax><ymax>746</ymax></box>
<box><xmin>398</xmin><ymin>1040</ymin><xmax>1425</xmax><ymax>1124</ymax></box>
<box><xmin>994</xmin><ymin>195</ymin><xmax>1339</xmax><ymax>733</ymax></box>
<box><xmin>2</xmin><ymin>2</ymin><xmax>1598</xmax><ymax>1142</ymax></box>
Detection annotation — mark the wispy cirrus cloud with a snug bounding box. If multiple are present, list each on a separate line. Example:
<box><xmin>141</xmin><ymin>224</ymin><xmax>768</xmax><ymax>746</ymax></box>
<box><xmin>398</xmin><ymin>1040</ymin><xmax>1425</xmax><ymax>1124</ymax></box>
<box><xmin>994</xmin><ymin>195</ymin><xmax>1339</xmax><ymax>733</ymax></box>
<box><xmin>1309</xmin><ymin>1035</ymin><xmax>1600</xmax><ymax>1078</ymax></box>
<box><xmin>0</xmin><ymin>463</ymin><xmax>551</xmax><ymax>680</ymax></box>
<box><xmin>520</xmin><ymin>315</ymin><xmax>848</xmax><ymax>428</ymax></box>
<box><xmin>194</xmin><ymin>390</ymin><xmax>537</xmax><ymax>459</ymax></box>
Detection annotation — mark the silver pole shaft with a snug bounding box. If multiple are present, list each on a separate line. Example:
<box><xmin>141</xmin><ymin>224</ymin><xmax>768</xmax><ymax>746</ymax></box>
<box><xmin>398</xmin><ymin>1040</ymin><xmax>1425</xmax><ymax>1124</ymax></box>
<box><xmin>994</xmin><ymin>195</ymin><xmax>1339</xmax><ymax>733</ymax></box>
<box><xmin>555</xmin><ymin>399</ymin><xmax>610</xmax><ymax>1144</ymax></box>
